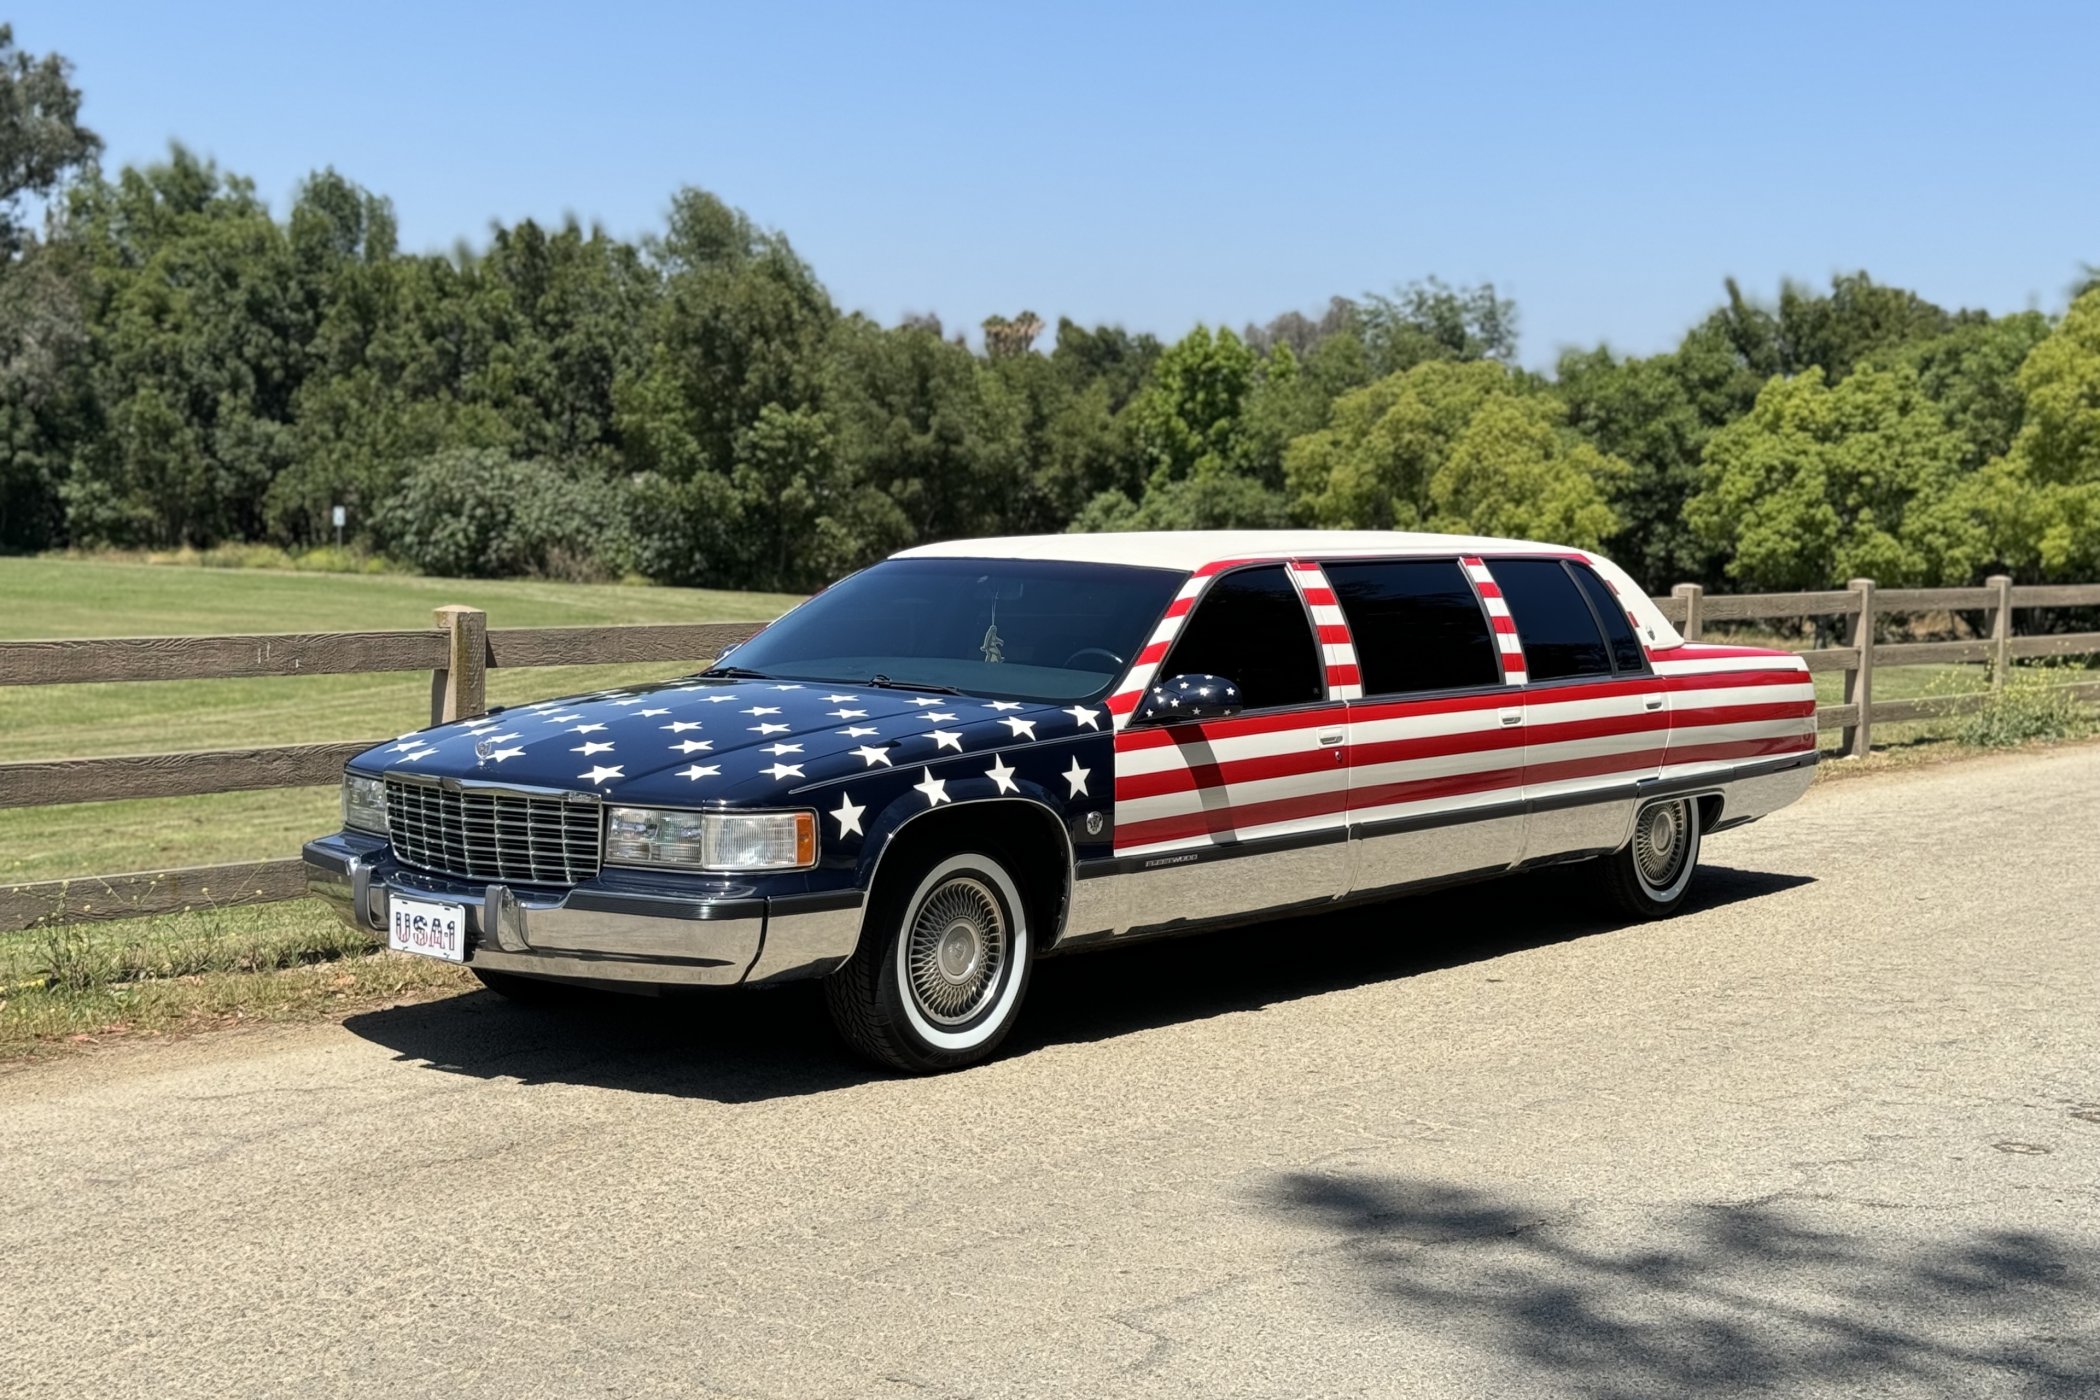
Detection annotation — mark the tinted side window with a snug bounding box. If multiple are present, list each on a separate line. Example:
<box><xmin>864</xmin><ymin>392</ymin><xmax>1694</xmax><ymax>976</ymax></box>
<box><xmin>1165</xmin><ymin>565</ymin><xmax>1323</xmax><ymax>709</ymax></box>
<box><xmin>1568</xmin><ymin>562</ymin><xmax>1647</xmax><ymax>673</ymax></box>
<box><xmin>1491</xmin><ymin>558</ymin><xmax>1611</xmax><ymax>682</ymax></box>
<box><xmin>1325</xmin><ymin>559</ymin><xmax>1499</xmax><ymax>696</ymax></box>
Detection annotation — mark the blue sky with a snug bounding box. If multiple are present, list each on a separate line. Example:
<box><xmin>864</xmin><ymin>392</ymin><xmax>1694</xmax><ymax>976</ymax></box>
<box><xmin>19</xmin><ymin>1</ymin><xmax>2100</xmax><ymax>367</ymax></box>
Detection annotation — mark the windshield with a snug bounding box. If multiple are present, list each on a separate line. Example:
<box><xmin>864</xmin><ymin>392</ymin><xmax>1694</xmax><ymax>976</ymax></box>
<box><xmin>720</xmin><ymin>557</ymin><xmax>1185</xmax><ymax>702</ymax></box>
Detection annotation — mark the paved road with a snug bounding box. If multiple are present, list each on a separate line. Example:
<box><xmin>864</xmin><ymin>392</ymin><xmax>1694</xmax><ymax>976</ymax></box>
<box><xmin>4</xmin><ymin>748</ymin><xmax>2096</xmax><ymax>1399</ymax></box>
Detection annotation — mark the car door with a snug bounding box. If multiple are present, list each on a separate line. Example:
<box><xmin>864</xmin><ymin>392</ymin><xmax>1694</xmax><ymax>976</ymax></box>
<box><xmin>1325</xmin><ymin>556</ymin><xmax>1527</xmax><ymax>897</ymax></box>
<box><xmin>1109</xmin><ymin>562</ymin><xmax>1351</xmax><ymax>931</ymax></box>
<box><xmin>1486</xmin><ymin>556</ymin><xmax>1665</xmax><ymax>862</ymax></box>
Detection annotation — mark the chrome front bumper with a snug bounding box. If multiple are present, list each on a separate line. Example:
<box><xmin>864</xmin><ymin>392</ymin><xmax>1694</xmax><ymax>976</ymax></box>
<box><xmin>304</xmin><ymin>834</ymin><xmax>863</xmax><ymax>988</ymax></box>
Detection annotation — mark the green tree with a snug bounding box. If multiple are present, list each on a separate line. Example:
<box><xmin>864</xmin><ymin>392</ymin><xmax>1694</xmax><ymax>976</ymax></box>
<box><xmin>1127</xmin><ymin>325</ymin><xmax>1258</xmax><ymax>488</ymax></box>
<box><xmin>1966</xmin><ymin>288</ymin><xmax>2100</xmax><ymax>579</ymax></box>
<box><xmin>1556</xmin><ymin>345</ymin><xmax>1717</xmax><ymax>586</ymax></box>
<box><xmin>1359</xmin><ymin>277</ymin><xmax>1518</xmax><ymax>374</ymax></box>
<box><xmin>0</xmin><ymin>23</ymin><xmax>100</xmax><ymax>256</ymax></box>
<box><xmin>1887</xmin><ymin>310</ymin><xmax>2050</xmax><ymax>470</ymax></box>
<box><xmin>1072</xmin><ymin>471</ymin><xmax>1291</xmax><ymax>532</ymax></box>
<box><xmin>1285</xmin><ymin>359</ymin><xmax>1625</xmax><ymax>547</ymax></box>
<box><xmin>1686</xmin><ymin>364</ymin><xmax>1982</xmax><ymax>589</ymax></box>
<box><xmin>63</xmin><ymin>148</ymin><xmax>302</xmax><ymax>546</ymax></box>
<box><xmin>617</xmin><ymin>188</ymin><xmax>834</xmax><ymax>486</ymax></box>
<box><xmin>824</xmin><ymin>315</ymin><xmax>997</xmax><ymax>543</ymax></box>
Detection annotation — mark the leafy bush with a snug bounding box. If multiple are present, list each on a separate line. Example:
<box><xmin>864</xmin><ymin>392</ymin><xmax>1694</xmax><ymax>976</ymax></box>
<box><xmin>372</xmin><ymin>450</ymin><xmax>633</xmax><ymax>580</ymax></box>
<box><xmin>1955</xmin><ymin>664</ymin><xmax>2095</xmax><ymax>748</ymax></box>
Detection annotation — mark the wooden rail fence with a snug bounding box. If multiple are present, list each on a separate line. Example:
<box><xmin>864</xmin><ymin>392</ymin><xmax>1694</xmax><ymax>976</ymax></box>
<box><xmin>3</xmin><ymin>577</ymin><xmax>2096</xmax><ymax>932</ymax></box>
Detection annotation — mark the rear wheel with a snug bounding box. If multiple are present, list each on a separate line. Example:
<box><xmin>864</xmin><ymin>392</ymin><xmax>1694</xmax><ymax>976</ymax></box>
<box><xmin>1597</xmin><ymin>797</ymin><xmax>1702</xmax><ymax>918</ymax></box>
<box><xmin>824</xmin><ymin>850</ymin><xmax>1034</xmax><ymax>1073</ymax></box>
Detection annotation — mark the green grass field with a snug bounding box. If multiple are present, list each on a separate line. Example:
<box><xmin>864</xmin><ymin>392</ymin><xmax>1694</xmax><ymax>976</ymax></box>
<box><xmin>1</xmin><ymin>557</ymin><xmax>802</xmax><ymax>880</ymax></box>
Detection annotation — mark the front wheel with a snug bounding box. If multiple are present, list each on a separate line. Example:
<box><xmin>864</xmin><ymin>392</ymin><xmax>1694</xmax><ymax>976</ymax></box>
<box><xmin>823</xmin><ymin>850</ymin><xmax>1034</xmax><ymax>1073</ymax></box>
<box><xmin>1596</xmin><ymin>797</ymin><xmax>1702</xmax><ymax>918</ymax></box>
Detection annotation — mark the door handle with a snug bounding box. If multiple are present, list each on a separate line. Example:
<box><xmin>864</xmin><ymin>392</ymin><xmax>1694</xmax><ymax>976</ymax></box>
<box><xmin>1498</xmin><ymin>708</ymin><xmax>1523</xmax><ymax>727</ymax></box>
<box><xmin>1317</xmin><ymin>729</ymin><xmax>1345</xmax><ymax>746</ymax></box>
<box><xmin>1643</xmin><ymin>694</ymin><xmax>1665</xmax><ymax>712</ymax></box>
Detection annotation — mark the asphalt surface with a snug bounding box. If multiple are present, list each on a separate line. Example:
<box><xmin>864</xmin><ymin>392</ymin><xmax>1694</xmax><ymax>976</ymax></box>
<box><xmin>4</xmin><ymin>746</ymin><xmax>2096</xmax><ymax>1399</ymax></box>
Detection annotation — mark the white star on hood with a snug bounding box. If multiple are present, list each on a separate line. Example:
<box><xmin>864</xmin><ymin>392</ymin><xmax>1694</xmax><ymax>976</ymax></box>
<box><xmin>579</xmin><ymin>765</ymin><xmax>623</xmax><ymax>786</ymax></box>
<box><xmin>1064</xmin><ymin>706</ymin><xmax>1102</xmax><ymax>730</ymax></box>
<box><xmin>1000</xmin><ymin>716</ymin><xmax>1038</xmax><ymax>739</ymax></box>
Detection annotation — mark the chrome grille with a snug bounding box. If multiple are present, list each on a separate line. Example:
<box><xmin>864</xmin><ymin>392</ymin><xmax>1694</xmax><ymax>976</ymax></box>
<box><xmin>383</xmin><ymin>776</ymin><xmax>602</xmax><ymax>886</ymax></box>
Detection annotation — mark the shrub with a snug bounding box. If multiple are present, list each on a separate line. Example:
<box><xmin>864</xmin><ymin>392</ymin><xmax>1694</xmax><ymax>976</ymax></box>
<box><xmin>1955</xmin><ymin>664</ymin><xmax>2095</xmax><ymax>748</ymax></box>
<box><xmin>372</xmin><ymin>450</ymin><xmax>633</xmax><ymax>580</ymax></box>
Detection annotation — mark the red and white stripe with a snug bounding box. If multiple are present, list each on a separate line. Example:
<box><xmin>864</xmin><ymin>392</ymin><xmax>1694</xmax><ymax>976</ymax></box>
<box><xmin>1461</xmin><ymin>556</ymin><xmax>1528</xmax><ymax>684</ymax></box>
<box><xmin>1105</xmin><ymin>559</ymin><xmax>1248</xmax><ymax>731</ymax></box>
<box><xmin>1653</xmin><ymin>646</ymin><xmax>1817</xmax><ymax>778</ymax></box>
<box><xmin>1288</xmin><ymin>560</ymin><xmax>1362</xmax><ymax>700</ymax></box>
<box><xmin>1112</xmin><ymin>655</ymin><xmax>1815</xmax><ymax>861</ymax></box>
<box><xmin>1113</xmin><ymin>708</ymin><xmax>1351</xmax><ymax>855</ymax></box>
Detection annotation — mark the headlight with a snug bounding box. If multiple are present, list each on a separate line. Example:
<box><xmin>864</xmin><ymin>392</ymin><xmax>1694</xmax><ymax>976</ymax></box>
<box><xmin>605</xmin><ymin>808</ymin><xmax>816</xmax><ymax>871</ymax></box>
<box><xmin>343</xmin><ymin>773</ymin><xmax>387</xmax><ymax>833</ymax></box>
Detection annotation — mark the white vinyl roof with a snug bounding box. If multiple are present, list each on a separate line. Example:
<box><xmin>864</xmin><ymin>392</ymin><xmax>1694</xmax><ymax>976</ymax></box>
<box><xmin>895</xmin><ymin>530</ymin><xmax>1685</xmax><ymax>649</ymax></box>
<box><xmin>896</xmin><ymin>530</ymin><xmax>1576</xmax><ymax>572</ymax></box>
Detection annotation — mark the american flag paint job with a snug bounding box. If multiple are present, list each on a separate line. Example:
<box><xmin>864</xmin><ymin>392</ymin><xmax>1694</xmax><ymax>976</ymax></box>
<box><xmin>1288</xmin><ymin>560</ymin><xmax>1364</xmax><ymax>700</ymax></box>
<box><xmin>1110</xmin><ymin>549</ymin><xmax>1814</xmax><ymax>867</ymax></box>
<box><xmin>1460</xmin><ymin>555</ymin><xmax>1529</xmax><ymax>685</ymax></box>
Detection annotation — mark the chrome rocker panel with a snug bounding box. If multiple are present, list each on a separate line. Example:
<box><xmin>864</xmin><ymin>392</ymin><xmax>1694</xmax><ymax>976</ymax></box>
<box><xmin>304</xmin><ymin>834</ymin><xmax>863</xmax><ymax>989</ymax></box>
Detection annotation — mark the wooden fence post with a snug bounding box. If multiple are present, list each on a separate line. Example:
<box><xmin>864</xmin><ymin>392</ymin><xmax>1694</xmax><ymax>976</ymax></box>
<box><xmin>1671</xmin><ymin>583</ymin><xmax>1704</xmax><ymax>641</ymax></box>
<box><xmin>430</xmin><ymin>606</ymin><xmax>487</xmax><ymax>726</ymax></box>
<box><xmin>1987</xmin><ymin>574</ymin><xmax>2013</xmax><ymax>689</ymax></box>
<box><xmin>1842</xmin><ymin>578</ymin><xmax>1876</xmax><ymax>758</ymax></box>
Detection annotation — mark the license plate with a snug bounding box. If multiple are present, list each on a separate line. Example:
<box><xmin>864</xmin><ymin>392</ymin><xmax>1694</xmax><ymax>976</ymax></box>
<box><xmin>387</xmin><ymin>896</ymin><xmax>467</xmax><ymax>963</ymax></box>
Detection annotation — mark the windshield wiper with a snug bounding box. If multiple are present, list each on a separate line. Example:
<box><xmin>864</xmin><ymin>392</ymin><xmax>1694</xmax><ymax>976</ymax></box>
<box><xmin>697</xmin><ymin>665</ymin><xmax>775</xmax><ymax>681</ymax></box>
<box><xmin>867</xmin><ymin>674</ymin><xmax>962</xmax><ymax>696</ymax></box>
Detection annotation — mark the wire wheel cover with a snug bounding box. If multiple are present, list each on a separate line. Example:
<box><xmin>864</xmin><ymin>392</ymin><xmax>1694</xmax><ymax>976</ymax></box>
<box><xmin>1634</xmin><ymin>800</ymin><xmax>1691</xmax><ymax>889</ymax></box>
<box><xmin>906</xmin><ymin>875</ymin><xmax>1008</xmax><ymax>1025</ymax></box>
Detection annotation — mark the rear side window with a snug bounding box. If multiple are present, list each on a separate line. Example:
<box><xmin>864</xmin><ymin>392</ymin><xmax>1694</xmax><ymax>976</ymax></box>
<box><xmin>1490</xmin><ymin>558</ymin><xmax>1611</xmax><ymax>682</ymax></box>
<box><xmin>1323</xmin><ymin>559</ymin><xmax>1500</xmax><ymax>696</ymax></box>
<box><xmin>1164</xmin><ymin>565</ymin><xmax>1324</xmax><ymax>710</ymax></box>
<box><xmin>1568</xmin><ymin>562</ymin><xmax>1648</xmax><ymax>673</ymax></box>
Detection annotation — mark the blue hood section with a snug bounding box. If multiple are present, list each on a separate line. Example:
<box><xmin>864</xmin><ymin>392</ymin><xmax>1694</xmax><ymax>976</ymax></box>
<box><xmin>348</xmin><ymin>676</ymin><xmax>1111</xmax><ymax>812</ymax></box>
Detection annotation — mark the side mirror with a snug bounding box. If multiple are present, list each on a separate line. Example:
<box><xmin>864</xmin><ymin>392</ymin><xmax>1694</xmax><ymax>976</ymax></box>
<box><xmin>1133</xmin><ymin>673</ymin><xmax>1244</xmax><ymax>725</ymax></box>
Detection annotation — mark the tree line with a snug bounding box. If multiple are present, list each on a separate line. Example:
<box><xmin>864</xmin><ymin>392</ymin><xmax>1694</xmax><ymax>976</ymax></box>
<box><xmin>2</xmin><ymin>27</ymin><xmax>2096</xmax><ymax>594</ymax></box>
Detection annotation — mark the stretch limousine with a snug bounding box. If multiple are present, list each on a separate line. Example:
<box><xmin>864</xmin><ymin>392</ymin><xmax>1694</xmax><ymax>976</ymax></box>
<box><xmin>304</xmin><ymin>531</ymin><xmax>1816</xmax><ymax>1071</ymax></box>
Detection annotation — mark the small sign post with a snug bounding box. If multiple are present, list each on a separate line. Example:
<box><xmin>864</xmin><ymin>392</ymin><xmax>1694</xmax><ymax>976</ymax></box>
<box><xmin>332</xmin><ymin>504</ymin><xmax>346</xmax><ymax>548</ymax></box>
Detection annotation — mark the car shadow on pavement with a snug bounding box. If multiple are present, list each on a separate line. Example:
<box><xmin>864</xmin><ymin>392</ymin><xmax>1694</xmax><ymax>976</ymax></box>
<box><xmin>1007</xmin><ymin>863</ymin><xmax>1812</xmax><ymax>1055</ymax></box>
<box><xmin>341</xmin><ymin>863</ymin><xmax>1811</xmax><ymax>1103</ymax></box>
<box><xmin>1258</xmin><ymin>1171</ymin><xmax>2099</xmax><ymax>1397</ymax></box>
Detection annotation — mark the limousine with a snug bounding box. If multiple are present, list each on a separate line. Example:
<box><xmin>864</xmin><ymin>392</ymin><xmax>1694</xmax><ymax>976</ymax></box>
<box><xmin>304</xmin><ymin>531</ymin><xmax>1816</xmax><ymax>1071</ymax></box>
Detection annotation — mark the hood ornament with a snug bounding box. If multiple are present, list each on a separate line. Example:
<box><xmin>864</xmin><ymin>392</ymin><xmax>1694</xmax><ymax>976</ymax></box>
<box><xmin>474</xmin><ymin>738</ymin><xmax>495</xmax><ymax>765</ymax></box>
